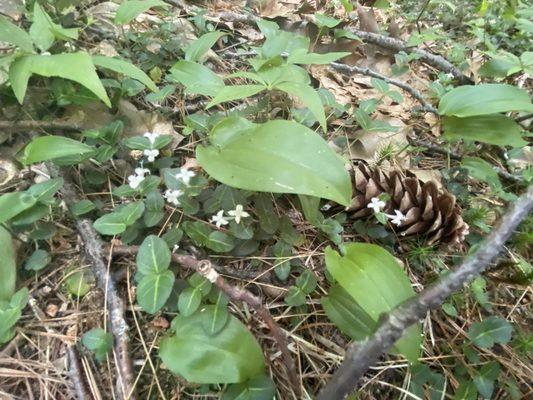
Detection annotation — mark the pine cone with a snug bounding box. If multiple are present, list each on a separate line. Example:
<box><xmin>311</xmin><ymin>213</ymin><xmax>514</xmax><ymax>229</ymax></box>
<box><xmin>347</xmin><ymin>162</ymin><xmax>469</xmax><ymax>247</ymax></box>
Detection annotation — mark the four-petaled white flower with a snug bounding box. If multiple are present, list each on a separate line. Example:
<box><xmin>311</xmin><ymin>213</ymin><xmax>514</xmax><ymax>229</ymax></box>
<box><xmin>228</xmin><ymin>204</ymin><xmax>250</xmax><ymax>224</ymax></box>
<box><xmin>367</xmin><ymin>197</ymin><xmax>386</xmax><ymax>214</ymax></box>
<box><xmin>144</xmin><ymin>149</ymin><xmax>159</xmax><ymax>162</ymax></box>
<box><xmin>143</xmin><ymin>131</ymin><xmax>160</xmax><ymax>145</ymax></box>
<box><xmin>127</xmin><ymin>168</ymin><xmax>150</xmax><ymax>189</ymax></box>
<box><xmin>388</xmin><ymin>209</ymin><xmax>406</xmax><ymax>227</ymax></box>
<box><xmin>175</xmin><ymin>168</ymin><xmax>196</xmax><ymax>186</ymax></box>
<box><xmin>164</xmin><ymin>189</ymin><xmax>183</xmax><ymax>206</ymax></box>
<box><xmin>128</xmin><ymin>174</ymin><xmax>144</xmax><ymax>189</ymax></box>
<box><xmin>211</xmin><ymin>210</ymin><xmax>229</xmax><ymax>228</ymax></box>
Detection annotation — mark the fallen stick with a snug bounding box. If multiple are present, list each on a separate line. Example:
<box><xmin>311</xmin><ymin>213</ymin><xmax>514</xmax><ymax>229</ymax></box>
<box><xmin>51</xmin><ymin>167</ymin><xmax>137</xmax><ymax>400</ymax></box>
<box><xmin>318</xmin><ymin>185</ymin><xmax>533</xmax><ymax>399</ymax></box>
<box><xmin>111</xmin><ymin>245</ymin><xmax>301</xmax><ymax>397</ymax></box>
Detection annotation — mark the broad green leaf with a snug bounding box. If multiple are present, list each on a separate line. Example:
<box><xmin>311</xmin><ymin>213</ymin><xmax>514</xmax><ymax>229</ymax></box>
<box><xmin>0</xmin><ymin>192</ymin><xmax>37</xmax><ymax>223</ymax></box>
<box><xmin>114</xmin><ymin>0</ymin><xmax>169</xmax><ymax>24</ymax></box>
<box><xmin>10</xmin><ymin>204</ymin><xmax>49</xmax><ymax>226</ymax></box>
<box><xmin>298</xmin><ymin>195</ymin><xmax>322</xmax><ymax>225</ymax></box>
<box><xmin>177</xmin><ymin>287</ymin><xmax>202</xmax><ymax>316</ymax></box>
<box><xmin>223</xmin><ymin>374</ymin><xmax>276</xmax><ymax>400</ymax></box>
<box><xmin>296</xmin><ymin>270</ymin><xmax>317</xmax><ymax>294</ymax></box>
<box><xmin>443</xmin><ymin>114</ymin><xmax>527</xmax><ymax>147</ymax></box>
<box><xmin>82</xmin><ymin>328</ymin><xmax>112</xmax><ymax>362</ymax></box>
<box><xmin>200</xmin><ymin>304</ymin><xmax>229</xmax><ymax>335</ymax></box>
<box><xmin>479</xmin><ymin>58</ymin><xmax>520</xmax><ymax>78</ymax></box>
<box><xmin>473</xmin><ymin>362</ymin><xmax>500</xmax><ymax>399</ymax></box>
<box><xmin>275</xmin><ymin>81</ymin><xmax>327</xmax><ymax>131</ymax></box>
<box><xmin>315</xmin><ymin>13</ymin><xmax>341</xmax><ymax>28</ymax></box>
<box><xmin>30</xmin><ymin>3</ymin><xmax>78</xmax><ymax>51</ymax></box>
<box><xmin>93</xmin><ymin>213</ymin><xmax>127</xmax><ymax>235</ymax></box>
<box><xmin>137</xmin><ymin>270</ymin><xmax>175</xmax><ymax>314</ymax></box>
<box><xmin>285</xmin><ymin>286</ymin><xmax>306</xmax><ymax>306</ymax></box>
<box><xmin>26</xmin><ymin>178</ymin><xmax>64</xmax><ymax>203</ymax></box>
<box><xmin>206</xmin><ymin>85</ymin><xmax>265</xmax><ymax>109</ymax></box>
<box><xmin>9</xmin><ymin>52</ymin><xmax>111</xmax><ymax>106</ymax></box>
<box><xmin>325</xmin><ymin>243</ymin><xmax>421</xmax><ymax>362</ymax></box>
<box><xmin>209</xmin><ymin>116</ymin><xmax>256</xmax><ymax>147</ymax></box>
<box><xmin>467</xmin><ymin>316</ymin><xmax>513</xmax><ymax>348</ymax></box>
<box><xmin>136</xmin><ymin>235</ymin><xmax>171</xmax><ymax>275</ymax></box>
<box><xmin>185</xmin><ymin>31</ymin><xmax>227</xmax><ymax>62</ymax></box>
<box><xmin>22</xmin><ymin>136</ymin><xmax>95</xmax><ymax>164</ymax></box>
<box><xmin>71</xmin><ymin>199</ymin><xmax>96</xmax><ymax>216</ymax></box>
<box><xmin>0</xmin><ymin>16</ymin><xmax>34</xmax><ymax>52</ymax></box>
<box><xmin>65</xmin><ymin>270</ymin><xmax>93</xmax><ymax>297</ymax></box>
<box><xmin>159</xmin><ymin>311</ymin><xmax>265</xmax><ymax>383</ymax></box>
<box><xmin>0</xmin><ymin>226</ymin><xmax>16</xmax><ymax>302</ymax></box>
<box><xmin>116</xmin><ymin>201</ymin><xmax>145</xmax><ymax>225</ymax></box>
<box><xmin>197</xmin><ymin>119</ymin><xmax>352</xmax><ymax>205</ymax></box>
<box><xmin>206</xmin><ymin>231</ymin><xmax>235</xmax><ymax>253</ymax></box>
<box><xmin>322</xmin><ymin>285</ymin><xmax>376</xmax><ymax>341</ymax></box>
<box><xmin>438</xmin><ymin>84</ymin><xmax>533</xmax><ymax>117</ymax></box>
<box><xmin>287</xmin><ymin>50</ymin><xmax>351</xmax><ymax>65</ymax></box>
<box><xmin>169</xmin><ymin>60</ymin><xmax>224</xmax><ymax>96</ymax></box>
<box><xmin>182</xmin><ymin>221</ymin><xmax>211</xmax><ymax>246</ymax></box>
<box><xmin>92</xmin><ymin>55</ymin><xmax>157</xmax><ymax>91</ymax></box>
<box><xmin>24</xmin><ymin>249</ymin><xmax>51</xmax><ymax>271</ymax></box>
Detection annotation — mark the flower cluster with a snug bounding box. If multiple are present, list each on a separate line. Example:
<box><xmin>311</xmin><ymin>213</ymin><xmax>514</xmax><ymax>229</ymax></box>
<box><xmin>161</xmin><ymin>167</ymin><xmax>196</xmax><ymax>206</ymax></box>
<box><xmin>210</xmin><ymin>204</ymin><xmax>250</xmax><ymax>228</ymax></box>
<box><xmin>127</xmin><ymin>167</ymin><xmax>150</xmax><ymax>189</ymax></box>
<box><xmin>366</xmin><ymin>197</ymin><xmax>406</xmax><ymax>227</ymax></box>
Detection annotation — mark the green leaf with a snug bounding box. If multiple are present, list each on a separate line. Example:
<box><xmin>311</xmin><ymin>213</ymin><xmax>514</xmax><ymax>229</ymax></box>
<box><xmin>223</xmin><ymin>374</ymin><xmax>276</xmax><ymax>400</ymax></box>
<box><xmin>438</xmin><ymin>84</ymin><xmax>533</xmax><ymax>117</ymax></box>
<box><xmin>82</xmin><ymin>328</ymin><xmax>113</xmax><ymax>362</ymax></box>
<box><xmin>0</xmin><ymin>226</ymin><xmax>16</xmax><ymax>302</ymax></box>
<box><xmin>116</xmin><ymin>201</ymin><xmax>145</xmax><ymax>225</ymax></box>
<box><xmin>9</xmin><ymin>53</ymin><xmax>111</xmax><ymax>106</ymax></box>
<box><xmin>92</xmin><ymin>55</ymin><xmax>157</xmax><ymax>91</ymax></box>
<box><xmin>275</xmin><ymin>81</ymin><xmax>327</xmax><ymax>131</ymax></box>
<box><xmin>93</xmin><ymin>213</ymin><xmax>127</xmax><ymax>235</ymax></box>
<box><xmin>0</xmin><ymin>192</ymin><xmax>37</xmax><ymax>223</ymax></box>
<box><xmin>30</xmin><ymin>2</ymin><xmax>78</xmax><ymax>51</ymax></box>
<box><xmin>285</xmin><ymin>286</ymin><xmax>306</xmax><ymax>306</ymax></box>
<box><xmin>325</xmin><ymin>243</ymin><xmax>421</xmax><ymax>362</ymax></box>
<box><xmin>114</xmin><ymin>0</ymin><xmax>169</xmax><ymax>24</ymax></box>
<box><xmin>443</xmin><ymin>115</ymin><xmax>526</xmax><ymax>147</ymax></box>
<box><xmin>136</xmin><ymin>235</ymin><xmax>171</xmax><ymax>275</ymax></box>
<box><xmin>27</xmin><ymin>178</ymin><xmax>64</xmax><ymax>203</ymax></box>
<box><xmin>182</xmin><ymin>221</ymin><xmax>211</xmax><ymax>246</ymax></box>
<box><xmin>479</xmin><ymin>58</ymin><xmax>520</xmax><ymax>78</ymax></box>
<box><xmin>287</xmin><ymin>50</ymin><xmax>351</xmax><ymax>65</ymax></box>
<box><xmin>197</xmin><ymin>119</ymin><xmax>352</xmax><ymax>205</ymax></box>
<box><xmin>71</xmin><ymin>199</ymin><xmax>96</xmax><ymax>216</ymax></box>
<box><xmin>22</xmin><ymin>136</ymin><xmax>95</xmax><ymax>165</ymax></box>
<box><xmin>314</xmin><ymin>13</ymin><xmax>341</xmax><ymax>28</ymax></box>
<box><xmin>206</xmin><ymin>85</ymin><xmax>266</xmax><ymax>109</ymax></box>
<box><xmin>0</xmin><ymin>16</ymin><xmax>34</xmax><ymax>52</ymax></box>
<box><xmin>159</xmin><ymin>311</ymin><xmax>265</xmax><ymax>383</ymax></box>
<box><xmin>296</xmin><ymin>270</ymin><xmax>317</xmax><ymax>294</ymax></box>
<box><xmin>200</xmin><ymin>304</ymin><xmax>229</xmax><ymax>335</ymax></box>
<box><xmin>467</xmin><ymin>316</ymin><xmax>513</xmax><ymax>348</ymax></box>
<box><xmin>178</xmin><ymin>287</ymin><xmax>202</xmax><ymax>316</ymax></box>
<box><xmin>185</xmin><ymin>31</ymin><xmax>227</xmax><ymax>62</ymax></box>
<box><xmin>473</xmin><ymin>361</ymin><xmax>500</xmax><ymax>399</ymax></box>
<box><xmin>206</xmin><ymin>231</ymin><xmax>235</xmax><ymax>253</ymax></box>
<box><xmin>137</xmin><ymin>270</ymin><xmax>175</xmax><ymax>314</ymax></box>
<box><xmin>169</xmin><ymin>60</ymin><xmax>224</xmax><ymax>96</ymax></box>
<box><xmin>65</xmin><ymin>270</ymin><xmax>93</xmax><ymax>297</ymax></box>
<box><xmin>24</xmin><ymin>249</ymin><xmax>51</xmax><ymax>272</ymax></box>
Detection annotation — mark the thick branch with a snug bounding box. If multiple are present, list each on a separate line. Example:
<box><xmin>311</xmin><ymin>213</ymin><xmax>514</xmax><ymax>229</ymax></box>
<box><xmin>0</xmin><ymin>120</ymin><xmax>82</xmax><ymax>131</ymax></box>
<box><xmin>318</xmin><ymin>185</ymin><xmax>533</xmax><ymax>399</ymax></box>
<box><xmin>51</xmin><ymin>167</ymin><xmax>136</xmax><ymax>400</ymax></box>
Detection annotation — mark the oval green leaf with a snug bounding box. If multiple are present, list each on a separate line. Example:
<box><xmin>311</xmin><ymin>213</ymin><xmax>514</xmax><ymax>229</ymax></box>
<box><xmin>92</xmin><ymin>55</ymin><xmax>157</xmax><ymax>91</ymax></box>
<box><xmin>0</xmin><ymin>226</ymin><xmax>16</xmax><ymax>302</ymax></box>
<box><xmin>197</xmin><ymin>119</ymin><xmax>352</xmax><ymax>205</ymax></box>
<box><xmin>136</xmin><ymin>235</ymin><xmax>171</xmax><ymax>275</ymax></box>
<box><xmin>137</xmin><ymin>270</ymin><xmax>175</xmax><ymax>314</ymax></box>
<box><xmin>22</xmin><ymin>136</ymin><xmax>95</xmax><ymax>165</ymax></box>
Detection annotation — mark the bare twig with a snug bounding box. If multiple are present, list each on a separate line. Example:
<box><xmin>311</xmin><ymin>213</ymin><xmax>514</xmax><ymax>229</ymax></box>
<box><xmin>318</xmin><ymin>185</ymin><xmax>533</xmax><ymax>399</ymax></box>
<box><xmin>50</xmin><ymin>167</ymin><xmax>137</xmax><ymax>400</ymax></box>
<box><xmin>409</xmin><ymin>137</ymin><xmax>525</xmax><ymax>183</ymax></box>
<box><xmin>330</xmin><ymin>62</ymin><xmax>439</xmax><ymax>114</ymax></box>
<box><xmin>110</xmin><ymin>246</ymin><xmax>300</xmax><ymax>397</ymax></box>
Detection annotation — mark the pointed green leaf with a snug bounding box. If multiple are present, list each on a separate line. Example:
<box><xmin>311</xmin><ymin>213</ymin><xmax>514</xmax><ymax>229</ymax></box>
<box><xmin>185</xmin><ymin>31</ymin><xmax>227</xmax><ymax>62</ymax></box>
<box><xmin>178</xmin><ymin>287</ymin><xmax>202</xmax><ymax>316</ymax></box>
<box><xmin>206</xmin><ymin>85</ymin><xmax>265</xmax><ymax>109</ymax></box>
<box><xmin>467</xmin><ymin>316</ymin><xmax>513</xmax><ymax>348</ymax></box>
<box><xmin>0</xmin><ymin>226</ymin><xmax>16</xmax><ymax>302</ymax></box>
<box><xmin>22</xmin><ymin>136</ymin><xmax>95</xmax><ymax>165</ymax></box>
<box><xmin>92</xmin><ymin>55</ymin><xmax>157</xmax><ymax>91</ymax></box>
<box><xmin>0</xmin><ymin>16</ymin><xmax>34</xmax><ymax>52</ymax></box>
<box><xmin>93</xmin><ymin>213</ymin><xmax>127</xmax><ymax>235</ymax></box>
<box><xmin>114</xmin><ymin>0</ymin><xmax>169</xmax><ymax>24</ymax></box>
<box><xmin>169</xmin><ymin>60</ymin><xmax>224</xmax><ymax>96</ymax></box>
<box><xmin>137</xmin><ymin>270</ymin><xmax>175</xmax><ymax>314</ymax></box>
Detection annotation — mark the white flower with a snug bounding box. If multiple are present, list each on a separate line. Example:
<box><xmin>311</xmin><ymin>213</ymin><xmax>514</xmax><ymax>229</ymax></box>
<box><xmin>143</xmin><ymin>132</ymin><xmax>160</xmax><ymax>145</ymax></box>
<box><xmin>172</xmin><ymin>244</ymin><xmax>180</xmax><ymax>253</ymax></box>
<box><xmin>367</xmin><ymin>197</ymin><xmax>386</xmax><ymax>214</ymax></box>
<box><xmin>175</xmin><ymin>168</ymin><xmax>196</xmax><ymax>186</ymax></box>
<box><xmin>387</xmin><ymin>209</ymin><xmax>406</xmax><ymax>226</ymax></box>
<box><xmin>227</xmin><ymin>204</ymin><xmax>250</xmax><ymax>224</ymax></box>
<box><xmin>127</xmin><ymin>174</ymin><xmax>144</xmax><ymax>189</ymax></box>
<box><xmin>164</xmin><ymin>189</ymin><xmax>183</xmax><ymax>206</ymax></box>
<box><xmin>211</xmin><ymin>210</ymin><xmax>229</xmax><ymax>228</ymax></box>
<box><xmin>144</xmin><ymin>149</ymin><xmax>159</xmax><ymax>162</ymax></box>
<box><xmin>134</xmin><ymin>167</ymin><xmax>150</xmax><ymax>177</ymax></box>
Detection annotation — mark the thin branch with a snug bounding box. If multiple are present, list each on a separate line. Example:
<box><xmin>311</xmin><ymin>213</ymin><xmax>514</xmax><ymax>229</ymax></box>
<box><xmin>409</xmin><ymin>137</ymin><xmax>525</xmax><ymax>183</ymax></box>
<box><xmin>110</xmin><ymin>245</ymin><xmax>300</xmax><ymax>397</ymax></box>
<box><xmin>330</xmin><ymin>62</ymin><xmax>439</xmax><ymax>114</ymax></box>
<box><xmin>318</xmin><ymin>185</ymin><xmax>533</xmax><ymax>399</ymax></box>
<box><xmin>50</xmin><ymin>167</ymin><xmax>137</xmax><ymax>400</ymax></box>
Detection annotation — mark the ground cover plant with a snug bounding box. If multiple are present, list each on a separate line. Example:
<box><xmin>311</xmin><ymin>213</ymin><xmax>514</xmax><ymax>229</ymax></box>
<box><xmin>0</xmin><ymin>0</ymin><xmax>532</xmax><ymax>399</ymax></box>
